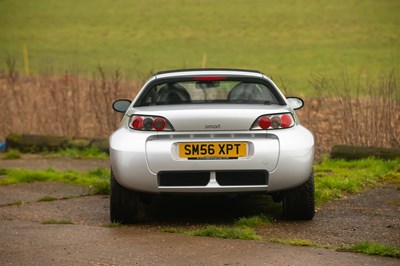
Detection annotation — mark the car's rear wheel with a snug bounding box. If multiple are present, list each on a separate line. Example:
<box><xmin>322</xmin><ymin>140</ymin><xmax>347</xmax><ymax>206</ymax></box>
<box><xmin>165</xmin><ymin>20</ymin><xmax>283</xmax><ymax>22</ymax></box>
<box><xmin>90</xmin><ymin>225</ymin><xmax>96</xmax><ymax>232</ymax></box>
<box><xmin>110</xmin><ymin>169</ymin><xmax>145</xmax><ymax>224</ymax></box>
<box><xmin>282</xmin><ymin>172</ymin><xmax>315</xmax><ymax>220</ymax></box>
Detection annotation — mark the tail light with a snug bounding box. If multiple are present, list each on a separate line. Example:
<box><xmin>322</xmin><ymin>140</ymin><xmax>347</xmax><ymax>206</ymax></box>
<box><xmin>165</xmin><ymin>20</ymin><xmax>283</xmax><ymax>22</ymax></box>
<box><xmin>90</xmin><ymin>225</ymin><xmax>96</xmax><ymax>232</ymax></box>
<box><xmin>129</xmin><ymin>115</ymin><xmax>173</xmax><ymax>131</ymax></box>
<box><xmin>251</xmin><ymin>113</ymin><xmax>294</xmax><ymax>130</ymax></box>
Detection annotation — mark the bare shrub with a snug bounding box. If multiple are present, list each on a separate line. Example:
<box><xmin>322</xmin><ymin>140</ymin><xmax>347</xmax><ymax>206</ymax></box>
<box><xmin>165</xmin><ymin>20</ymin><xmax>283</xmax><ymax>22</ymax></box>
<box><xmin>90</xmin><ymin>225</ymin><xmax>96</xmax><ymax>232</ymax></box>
<box><xmin>297</xmin><ymin>70</ymin><xmax>399</xmax><ymax>159</ymax></box>
<box><xmin>0</xmin><ymin>63</ymin><xmax>141</xmax><ymax>139</ymax></box>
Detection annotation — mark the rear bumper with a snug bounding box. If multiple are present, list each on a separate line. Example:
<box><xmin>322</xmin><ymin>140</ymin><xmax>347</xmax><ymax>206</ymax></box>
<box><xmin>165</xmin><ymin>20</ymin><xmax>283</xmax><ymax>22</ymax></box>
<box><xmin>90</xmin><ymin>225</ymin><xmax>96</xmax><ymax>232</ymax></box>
<box><xmin>110</xmin><ymin>127</ymin><xmax>313</xmax><ymax>193</ymax></box>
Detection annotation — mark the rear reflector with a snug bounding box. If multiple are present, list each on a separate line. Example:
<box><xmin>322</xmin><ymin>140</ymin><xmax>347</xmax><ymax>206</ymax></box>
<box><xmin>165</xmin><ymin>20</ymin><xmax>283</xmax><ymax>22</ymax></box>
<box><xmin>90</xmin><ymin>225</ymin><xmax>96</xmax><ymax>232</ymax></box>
<box><xmin>271</xmin><ymin>116</ymin><xmax>281</xmax><ymax>129</ymax></box>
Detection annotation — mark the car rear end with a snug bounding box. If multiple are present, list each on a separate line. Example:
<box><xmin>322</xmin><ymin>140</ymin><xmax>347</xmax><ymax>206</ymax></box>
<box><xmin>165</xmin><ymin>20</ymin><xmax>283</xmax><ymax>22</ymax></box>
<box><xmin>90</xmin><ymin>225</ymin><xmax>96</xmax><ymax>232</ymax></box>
<box><xmin>111</xmin><ymin>106</ymin><xmax>313</xmax><ymax>192</ymax></box>
<box><xmin>110</xmin><ymin>69</ymin><xmax>315</xmax><ymax>222</ymax></box>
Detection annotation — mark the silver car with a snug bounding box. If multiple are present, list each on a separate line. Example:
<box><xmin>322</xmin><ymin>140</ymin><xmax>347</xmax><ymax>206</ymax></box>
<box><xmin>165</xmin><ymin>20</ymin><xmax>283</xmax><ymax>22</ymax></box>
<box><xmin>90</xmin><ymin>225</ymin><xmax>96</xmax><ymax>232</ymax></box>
<box><xmin>110</xmin><ymin>69</ymin><xmax>315</xmax><ymax>223</ymax></box>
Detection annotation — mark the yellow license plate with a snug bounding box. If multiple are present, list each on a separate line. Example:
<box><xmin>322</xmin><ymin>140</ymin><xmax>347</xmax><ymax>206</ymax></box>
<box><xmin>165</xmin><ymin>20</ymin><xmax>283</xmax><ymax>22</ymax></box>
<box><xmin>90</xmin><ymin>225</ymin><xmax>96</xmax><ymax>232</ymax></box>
<box><xmin>179</xmin><ymin>142</ymin><xmax>247</xmax><ymax>159</ymax></box>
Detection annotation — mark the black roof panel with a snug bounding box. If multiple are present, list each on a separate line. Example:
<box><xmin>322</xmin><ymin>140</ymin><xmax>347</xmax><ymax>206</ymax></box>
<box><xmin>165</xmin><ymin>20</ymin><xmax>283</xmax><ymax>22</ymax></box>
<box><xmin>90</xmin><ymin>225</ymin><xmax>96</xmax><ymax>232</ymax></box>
<box><xmin>155</xmin><ymin>68</ymin><xmax>262</xmax><ymax>76</ymax></box>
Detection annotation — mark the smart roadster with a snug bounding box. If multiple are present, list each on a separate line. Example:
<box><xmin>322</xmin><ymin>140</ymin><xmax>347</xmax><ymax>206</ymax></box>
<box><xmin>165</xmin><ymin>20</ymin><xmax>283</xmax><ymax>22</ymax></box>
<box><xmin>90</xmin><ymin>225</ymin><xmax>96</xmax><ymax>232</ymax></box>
<box><xmin>110</xmin><ymin>69</ymin><xmax>315</xmax><ymax>223</ymax></box>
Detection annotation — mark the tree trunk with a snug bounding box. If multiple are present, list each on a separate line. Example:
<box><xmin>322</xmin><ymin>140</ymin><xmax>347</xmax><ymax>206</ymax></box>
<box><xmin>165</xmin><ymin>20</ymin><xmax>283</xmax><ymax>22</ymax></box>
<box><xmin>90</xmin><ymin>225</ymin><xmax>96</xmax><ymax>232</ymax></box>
<box><xmin>6</xmin><ymin>134</ymin><xmax>108</xmax><ymax>153</ymax></box>
<box><xmin>331</xmin><ymin>145</ymin><xmax>400</xmax><ymax>160</ymax></box>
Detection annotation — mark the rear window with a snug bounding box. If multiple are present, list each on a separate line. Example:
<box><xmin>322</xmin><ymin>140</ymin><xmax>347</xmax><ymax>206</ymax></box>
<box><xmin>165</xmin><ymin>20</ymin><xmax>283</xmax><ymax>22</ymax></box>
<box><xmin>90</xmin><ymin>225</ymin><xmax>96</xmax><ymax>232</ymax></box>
<box><xmin>137</xmin><ymin>80</ymin><xmax>281</xmax><ymax>106</ymax></box>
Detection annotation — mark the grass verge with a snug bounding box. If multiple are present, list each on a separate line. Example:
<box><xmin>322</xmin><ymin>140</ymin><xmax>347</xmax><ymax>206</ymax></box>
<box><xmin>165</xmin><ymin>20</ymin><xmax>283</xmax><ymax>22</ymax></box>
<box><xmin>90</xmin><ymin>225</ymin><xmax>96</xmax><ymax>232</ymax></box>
<box><xmin>188</xmin><ymin>225</ymin><xmax>260</xmax><ymax>240</ymax></box>
<box><xmin>4</xmin><ymin>200</ymin><xmax>24</xmax><ymax>206</ymax></box>
<box><xmin>43</xmin><ymin>147</ymin><xmax>108</xmax><ymax>159</ymax></box>
<box><xmin>234</xmin><ymin>214</ymin><xmax>271</xmax><ymax>228</ymax></box>
<box><xmin>42</xmin><ymin>219</ymin><xmax>74</xmax><ymax>225</ymax></box>
<box><xmin>38</xmin><ymin>195</ymin><xmax>57</xmax><ymax>202</ymax></box>
<box><xmin>345</xmin><ymin>242</ymin><xmax>400</xmax><ymax>259</ymax></box>
<box><xmin>162</xmin><ymin>214</ymin><xmax>270</xmax><ymax>240</ymax></box>
<box><xmin>104</xmin><ymin>222</ymin><xmax>126</xmax><ymax>228</ymax></box>
<box><xmin>314</xmin><ymin>157</ymin><xmax>400</xmax><ymax>205</ymax></box>
<box><xmin>0</xmin><ymin>168</ymin><xmax>110</xmax><ymax>195</ymax></box>
<box><xmin>2</xmin><ymin>149</ymin><xmax>21</xmax><ymax>160</ymax></box>
<box><xmin>269</xmin><ymin>238</ymin><xmax>320</xmax><ymax>247</ymax></box>
<box><xmin>269</xmin><ymin>239</ymin><xmax>399</xmax><ymax>259</ymax></box>
<box><xmin>1</xmin><ymin>157</ymin><xmax>397</xmax><ymax>202</ymax></box>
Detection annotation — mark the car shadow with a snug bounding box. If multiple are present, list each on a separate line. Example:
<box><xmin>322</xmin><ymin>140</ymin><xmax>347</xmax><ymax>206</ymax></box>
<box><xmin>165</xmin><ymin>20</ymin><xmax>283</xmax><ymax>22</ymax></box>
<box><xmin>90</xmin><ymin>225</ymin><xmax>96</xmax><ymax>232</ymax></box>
<box><xmin>140</xmin><ymin>194</ymin><xmax>282</xmax><ymax>225</ymax></box>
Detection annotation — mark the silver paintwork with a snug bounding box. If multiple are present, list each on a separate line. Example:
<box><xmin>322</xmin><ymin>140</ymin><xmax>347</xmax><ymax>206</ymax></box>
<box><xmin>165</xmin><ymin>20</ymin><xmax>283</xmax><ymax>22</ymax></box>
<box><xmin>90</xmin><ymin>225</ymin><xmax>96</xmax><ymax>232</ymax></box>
<box><xmin>110</xmin><ymin>69</ymin><xmax>314</xmax><ymax>194</ymax></box>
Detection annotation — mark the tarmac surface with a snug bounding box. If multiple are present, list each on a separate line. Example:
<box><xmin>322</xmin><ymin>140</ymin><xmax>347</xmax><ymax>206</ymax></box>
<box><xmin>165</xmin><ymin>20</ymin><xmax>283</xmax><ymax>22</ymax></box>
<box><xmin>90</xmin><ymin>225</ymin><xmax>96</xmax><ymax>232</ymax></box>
<box><xmin>0</xmin><ymin>156</ymin><xmax>399</xmax><ymax>265</ymax></box>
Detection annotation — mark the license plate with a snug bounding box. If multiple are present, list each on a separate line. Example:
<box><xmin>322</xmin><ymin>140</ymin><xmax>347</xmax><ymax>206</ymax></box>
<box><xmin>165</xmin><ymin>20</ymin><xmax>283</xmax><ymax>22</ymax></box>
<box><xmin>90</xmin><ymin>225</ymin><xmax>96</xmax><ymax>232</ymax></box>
<box><xmin>179</xmin><ymin>142</ymin><xmax>247</xmax><ymax>159</ymax></box>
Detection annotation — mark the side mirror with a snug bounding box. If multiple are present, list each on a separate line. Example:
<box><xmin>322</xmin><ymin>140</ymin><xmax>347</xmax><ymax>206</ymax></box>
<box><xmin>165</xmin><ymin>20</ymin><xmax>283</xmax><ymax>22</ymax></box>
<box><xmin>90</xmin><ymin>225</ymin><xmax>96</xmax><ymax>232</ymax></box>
<box><xmin>112</xmin><ymin>99</ymin><xmax>131</xmax><ymax>113</ymax></box>
<box><xmin>286</xmin><ymin>97</ymin><xmax>304</xmax><ymax>110</ymax></box>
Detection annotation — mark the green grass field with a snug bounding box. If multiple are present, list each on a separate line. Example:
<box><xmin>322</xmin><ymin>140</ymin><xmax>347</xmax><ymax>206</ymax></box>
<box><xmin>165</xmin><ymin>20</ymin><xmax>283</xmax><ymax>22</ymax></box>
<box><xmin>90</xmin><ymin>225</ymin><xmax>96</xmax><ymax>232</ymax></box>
<box><xmin>0</xmin><ymin>0</ymin><xmax>399</xmax><ymax>94</ymax></box>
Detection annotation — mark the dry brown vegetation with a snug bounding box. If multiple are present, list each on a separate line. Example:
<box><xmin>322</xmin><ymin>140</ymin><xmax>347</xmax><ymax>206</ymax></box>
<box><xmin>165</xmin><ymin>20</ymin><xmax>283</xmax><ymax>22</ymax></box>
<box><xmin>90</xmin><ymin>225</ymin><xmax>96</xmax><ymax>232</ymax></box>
<box><xmin>297</xmin><ymin>71</ymin><xmax>400</xmax><ymax>158</ymax></box>
<box><xmin>1</xmin><ymin>62</ymin><xmax>399</xmax><ymax>159</ymax></box>
<box><xmin>0</xmin><ymin>60</ymin><xmax>142</xmax><ymax>138</ymax></box>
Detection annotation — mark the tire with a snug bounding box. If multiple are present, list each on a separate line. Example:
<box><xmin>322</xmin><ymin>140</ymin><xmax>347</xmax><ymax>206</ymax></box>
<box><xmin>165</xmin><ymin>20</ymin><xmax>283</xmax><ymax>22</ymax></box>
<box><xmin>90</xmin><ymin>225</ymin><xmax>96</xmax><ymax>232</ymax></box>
<box><xmin>110</xmin><ymin>169</ymin><xmax>145</xmax><ymax>224</ymax></box>
<box><xmin>282</xmin><ymin>172</ymin><xmax>315</xmax><ymax>220</ymax></box>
